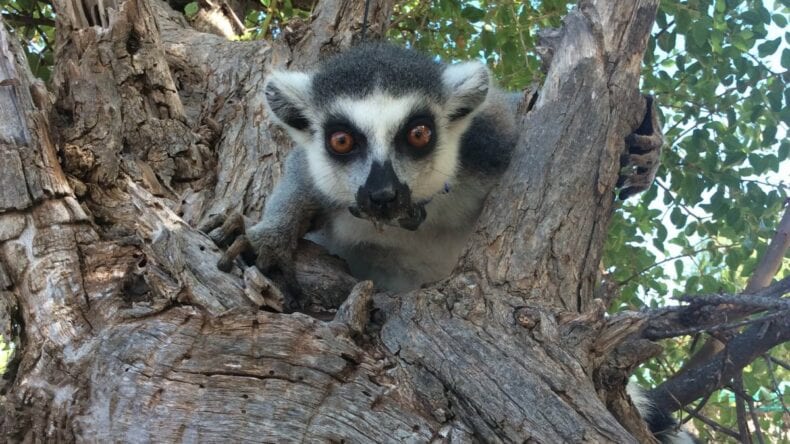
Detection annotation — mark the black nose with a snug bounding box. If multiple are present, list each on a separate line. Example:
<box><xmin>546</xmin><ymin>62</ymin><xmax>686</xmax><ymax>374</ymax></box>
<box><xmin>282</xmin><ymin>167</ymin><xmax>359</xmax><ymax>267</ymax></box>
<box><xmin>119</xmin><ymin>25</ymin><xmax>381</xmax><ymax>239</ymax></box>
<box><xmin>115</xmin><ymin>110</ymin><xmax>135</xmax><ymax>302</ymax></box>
<box><xmin>369</xmin><ymin>187</ymin><xmax>397</xmax><ymax>204</ymax></box>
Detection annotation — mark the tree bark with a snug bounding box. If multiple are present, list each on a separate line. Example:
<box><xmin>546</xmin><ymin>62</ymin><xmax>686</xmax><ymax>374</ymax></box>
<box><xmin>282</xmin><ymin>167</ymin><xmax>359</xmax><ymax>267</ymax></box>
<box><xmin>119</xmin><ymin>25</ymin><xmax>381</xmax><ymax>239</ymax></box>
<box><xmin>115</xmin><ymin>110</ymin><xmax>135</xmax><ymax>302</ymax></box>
<box><xmin>0</xmin><ymin>0</ymin><xmax>661</xmax><ymax>442</ymax></box>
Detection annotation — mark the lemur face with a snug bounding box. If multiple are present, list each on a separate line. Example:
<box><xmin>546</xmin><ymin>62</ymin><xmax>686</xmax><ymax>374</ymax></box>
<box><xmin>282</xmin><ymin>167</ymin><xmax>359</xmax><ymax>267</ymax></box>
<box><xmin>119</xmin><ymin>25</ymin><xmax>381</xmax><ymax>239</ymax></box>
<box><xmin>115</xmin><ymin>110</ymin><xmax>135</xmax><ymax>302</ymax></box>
<box><xmin>264</xmin><ymin>44</ymin><xmax>489</xmax><ymax>230</ymax></box>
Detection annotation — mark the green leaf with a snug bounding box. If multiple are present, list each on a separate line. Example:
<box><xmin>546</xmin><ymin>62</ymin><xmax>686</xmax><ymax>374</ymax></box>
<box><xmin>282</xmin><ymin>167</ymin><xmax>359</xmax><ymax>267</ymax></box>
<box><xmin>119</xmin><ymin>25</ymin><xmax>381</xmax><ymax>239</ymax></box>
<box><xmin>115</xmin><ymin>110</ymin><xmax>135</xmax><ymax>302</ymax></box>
<box><xmin>461</xmin><ymin>6</ymin><xmax>485</xmax><ymax>22</ymax></box>
<box><xmin>674</xmin><ymin>260</ymin><xmax>684</xmax><ymax>279</ymax></box>
<box><xmin>670</xmin><ymin>206</ymin><xmax>687</xmax><ymax>228</ymax></box>
<box><xmin>741</xmin><ymin>10</ymin><xmax>762</xmax><ymax>25</ymax></box>
<box><xmin>691</xmin><ymin>25</ymin><xmax>708</xmax><ymax>49</ymax></box>
<box><xmin>184</xmin><ymin>1</ymin><xmax>198</xmax><ymax>16</ymax></box>
<box><xmin>757</xmin><ymin>38</ymin><xmax>781</xmax><ymax>57</ymax></box>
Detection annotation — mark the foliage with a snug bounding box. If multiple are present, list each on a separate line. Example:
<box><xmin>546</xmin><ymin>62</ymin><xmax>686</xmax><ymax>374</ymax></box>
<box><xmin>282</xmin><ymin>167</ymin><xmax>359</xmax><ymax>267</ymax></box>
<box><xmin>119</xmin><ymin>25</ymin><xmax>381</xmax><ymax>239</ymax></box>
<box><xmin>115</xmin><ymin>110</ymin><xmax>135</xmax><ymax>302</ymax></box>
<box><xmin>2</xmin><ymin>0</ymin><xmax>788</xmax><ymax>441</ymax></box>
<box><xmin>1</xmin><ymin>0</ymin><xmax>54</xmax><ymax>80</ymax></box>
<box><xmin>607</xmin><ymin>1</ymin><xmax>789</xmax><ymax>440</ymax></box>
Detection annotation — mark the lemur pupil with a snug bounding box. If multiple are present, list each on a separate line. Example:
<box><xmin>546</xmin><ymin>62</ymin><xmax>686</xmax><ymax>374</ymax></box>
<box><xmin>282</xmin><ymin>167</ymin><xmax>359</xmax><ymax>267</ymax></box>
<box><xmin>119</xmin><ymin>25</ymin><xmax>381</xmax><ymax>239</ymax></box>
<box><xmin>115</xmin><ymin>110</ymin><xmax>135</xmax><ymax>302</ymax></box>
<box><xmin>330</xmin><ymin>131</ymin><xmax>354</xmax><ymax>154</ymax></box>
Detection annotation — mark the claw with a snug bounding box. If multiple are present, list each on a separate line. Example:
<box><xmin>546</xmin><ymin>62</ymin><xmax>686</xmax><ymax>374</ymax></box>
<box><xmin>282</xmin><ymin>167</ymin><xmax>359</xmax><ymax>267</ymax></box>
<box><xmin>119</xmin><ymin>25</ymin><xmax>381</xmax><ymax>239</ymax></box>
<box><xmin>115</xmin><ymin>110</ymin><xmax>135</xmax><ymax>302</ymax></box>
<box><xmin>617</xmin><ymin>95</ymin><xmax>664</xmax><ymax>200</ymax></box>
<box><xmin>208</xmin><ymin>212</ymin><xmax>246</xmax><ymax>247</ymax></box>
<box><xmin>217</xmin><ymin>235</ymin><xmax>252</xmax><ymax>272</ymax></box>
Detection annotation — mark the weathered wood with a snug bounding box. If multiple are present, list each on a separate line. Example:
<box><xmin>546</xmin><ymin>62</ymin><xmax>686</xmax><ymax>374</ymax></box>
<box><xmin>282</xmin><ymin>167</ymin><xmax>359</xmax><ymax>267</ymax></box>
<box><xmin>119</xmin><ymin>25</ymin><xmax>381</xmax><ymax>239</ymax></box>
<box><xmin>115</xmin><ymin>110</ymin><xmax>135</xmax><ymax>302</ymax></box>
<box><xmin>0</xmin><ymin>0</ymin><xmax>663</xmax><ymax>441</ymax></box>
<box><xmin>462</xmin><ymin>1</ymin><xmax>655</xmax><ymax>311</ymax></box>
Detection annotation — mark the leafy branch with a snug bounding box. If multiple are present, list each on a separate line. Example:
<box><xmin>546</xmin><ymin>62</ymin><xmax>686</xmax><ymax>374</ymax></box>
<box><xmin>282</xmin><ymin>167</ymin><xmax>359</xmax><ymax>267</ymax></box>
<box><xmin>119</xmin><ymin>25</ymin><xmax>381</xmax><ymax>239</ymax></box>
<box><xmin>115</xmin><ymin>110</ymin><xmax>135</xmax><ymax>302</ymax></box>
<box><xmin>647</xmin><ymin>304</ymin><xmax>788</xmax><ymax>413</ymax></box>
<box><xmin>642</xmin><ymin>276</ymin><xmax>790</xmax><ymax>340</ymax></box>
<box><xmin>1</xmin><ymin>12</ymin><xmax>55</xmax><ymax>27</ymax></box>
<box><xmin>616</xmin><ymin>244</ymin><xmax>736</xmax><ymax>286</ymax></box>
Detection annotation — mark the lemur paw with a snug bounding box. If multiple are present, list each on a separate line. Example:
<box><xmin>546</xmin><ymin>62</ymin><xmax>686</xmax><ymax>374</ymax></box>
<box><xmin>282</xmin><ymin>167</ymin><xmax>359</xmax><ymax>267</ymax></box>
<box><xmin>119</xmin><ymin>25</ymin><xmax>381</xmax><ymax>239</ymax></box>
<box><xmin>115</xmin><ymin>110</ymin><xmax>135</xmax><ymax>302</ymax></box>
<box><xmin>249</xmin><ymin>230</ymin><xmax>298</xmax><ymax>286</ymax></box>
<box><xmin>202</xmin><ymin>212</ymin><xmax>303</xmax><ymax>309</ymax></box>
<box><xmin>199</xmin><ymin>212</ymin><xmax>252</xmax><ymax>271</ymax></box>
<box><xmin>617</xmin><ymin>95</ymin><xmax>664</xmax><ymax>200</ymax></box>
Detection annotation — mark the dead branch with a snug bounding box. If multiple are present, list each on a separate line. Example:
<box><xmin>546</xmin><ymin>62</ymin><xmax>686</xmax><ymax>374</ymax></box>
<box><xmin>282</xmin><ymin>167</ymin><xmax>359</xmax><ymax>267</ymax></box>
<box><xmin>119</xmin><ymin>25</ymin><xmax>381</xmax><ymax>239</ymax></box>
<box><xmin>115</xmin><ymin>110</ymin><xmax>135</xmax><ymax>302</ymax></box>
<box><xmin>648</xmin><ymin>312</ymin><xmax>790</xmax><ymax>413</ymax></box>
<box><xmin>642</xmin><ymin>276</ymin><xmax>790</xmax><ymax>340</ymax></box>
<box><xmin>681</xmin><ymin>204</ymin><xmax>790</xmax><ymax>370</ymax></box>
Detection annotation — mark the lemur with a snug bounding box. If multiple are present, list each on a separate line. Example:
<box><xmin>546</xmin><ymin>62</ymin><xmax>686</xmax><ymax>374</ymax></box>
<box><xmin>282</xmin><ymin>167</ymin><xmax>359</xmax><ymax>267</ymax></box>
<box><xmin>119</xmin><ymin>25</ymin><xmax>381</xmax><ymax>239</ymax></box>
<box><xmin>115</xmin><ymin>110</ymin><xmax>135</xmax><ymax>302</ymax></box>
<box><xmin>229</xmin><ymin>43</ymin><xmax>689</xmax><ymax>443</ymax></box>
<box><xmin>250</xmin><ymin>43</ymin><xmax>518</xmax><ymax>292</ymax></box>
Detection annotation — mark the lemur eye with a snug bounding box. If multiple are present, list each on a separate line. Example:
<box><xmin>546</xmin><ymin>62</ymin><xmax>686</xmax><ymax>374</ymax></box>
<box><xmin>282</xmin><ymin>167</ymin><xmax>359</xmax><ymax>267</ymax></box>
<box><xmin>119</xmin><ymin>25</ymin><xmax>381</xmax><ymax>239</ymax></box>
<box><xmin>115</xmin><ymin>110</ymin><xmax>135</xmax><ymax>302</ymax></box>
<box><xmin>407</xmin><ymin>124</ymin><xmax>432</xmax><ymax>148</ymax></box>
<box><xmin>329</xmin><ymin>131</ymin><xmax>354</xmax><ymax>154</ymax></box>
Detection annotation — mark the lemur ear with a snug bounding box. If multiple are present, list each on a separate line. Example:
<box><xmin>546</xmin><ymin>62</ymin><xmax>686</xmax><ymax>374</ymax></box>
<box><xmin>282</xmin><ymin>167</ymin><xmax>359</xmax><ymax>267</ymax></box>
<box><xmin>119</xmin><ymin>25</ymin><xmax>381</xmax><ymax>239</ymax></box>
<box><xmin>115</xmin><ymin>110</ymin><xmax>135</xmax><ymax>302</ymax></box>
<box><xmin>442</xmin><ymin>61</ymin><xmax>490</xmax><ymax>122</ymax></box>
<box><xmin>264</xmin><ymin>71</ymin><xmax>314</xmax><ymax>139</ymax></box>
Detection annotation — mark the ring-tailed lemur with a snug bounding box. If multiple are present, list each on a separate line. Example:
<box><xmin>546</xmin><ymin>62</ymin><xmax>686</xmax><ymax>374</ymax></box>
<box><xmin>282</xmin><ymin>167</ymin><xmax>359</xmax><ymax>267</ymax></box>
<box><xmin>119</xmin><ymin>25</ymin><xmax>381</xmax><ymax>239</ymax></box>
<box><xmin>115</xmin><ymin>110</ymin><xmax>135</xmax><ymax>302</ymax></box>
<box><xmin>250</xmin><ymin>43</ymin><xmax>518</xmax><ymax>292</ymax></box>
<box><xmin>248</xmin><ymin>42</ymin><xmax>691</xmax><ymax>443</ymax></box>
<box><xmin>627</xmin><ymin>383</ymin><xmax>699</xmax><ymax>444</ymax></box>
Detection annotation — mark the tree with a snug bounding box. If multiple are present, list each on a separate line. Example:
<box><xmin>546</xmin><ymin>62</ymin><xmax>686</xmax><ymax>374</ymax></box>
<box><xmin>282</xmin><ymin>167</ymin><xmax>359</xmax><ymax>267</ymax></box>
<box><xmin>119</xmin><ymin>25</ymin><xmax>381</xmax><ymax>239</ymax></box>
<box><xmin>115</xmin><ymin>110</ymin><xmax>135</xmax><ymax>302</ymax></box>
<box><xmin>0</xmin><ymin>0</ymin><xmax>787</xmax><ymax>442</ymax></box>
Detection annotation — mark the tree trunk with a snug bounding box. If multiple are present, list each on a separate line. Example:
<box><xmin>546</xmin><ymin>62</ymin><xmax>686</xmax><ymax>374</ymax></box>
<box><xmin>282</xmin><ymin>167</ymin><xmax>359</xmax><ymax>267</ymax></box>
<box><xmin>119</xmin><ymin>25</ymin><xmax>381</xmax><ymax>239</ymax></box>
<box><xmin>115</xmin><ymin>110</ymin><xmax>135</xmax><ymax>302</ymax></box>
<box><xmin>0</xmin><ymin>0</ymin><xmax>660</xmax><ymax>442</ymax></box>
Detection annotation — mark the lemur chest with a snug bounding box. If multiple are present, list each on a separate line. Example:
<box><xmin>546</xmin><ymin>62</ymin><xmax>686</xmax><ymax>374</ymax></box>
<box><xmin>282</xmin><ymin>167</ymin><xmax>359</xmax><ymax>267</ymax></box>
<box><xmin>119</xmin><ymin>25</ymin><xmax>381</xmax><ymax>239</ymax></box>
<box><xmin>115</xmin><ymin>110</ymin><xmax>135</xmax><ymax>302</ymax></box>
<box><xmin>307</xmin><ymin>191</ymin><xmax>485</xmax><ymax>292</ymax></box>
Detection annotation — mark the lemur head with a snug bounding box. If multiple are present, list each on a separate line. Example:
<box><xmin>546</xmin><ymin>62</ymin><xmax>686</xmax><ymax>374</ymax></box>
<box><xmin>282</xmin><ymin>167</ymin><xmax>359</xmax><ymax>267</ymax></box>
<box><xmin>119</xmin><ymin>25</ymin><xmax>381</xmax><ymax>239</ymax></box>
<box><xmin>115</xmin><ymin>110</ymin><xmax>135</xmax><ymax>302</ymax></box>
<box><xmin>264</xmin><ymin>43</ymin><xmax>490</xmax><ymax>230</ymax></box>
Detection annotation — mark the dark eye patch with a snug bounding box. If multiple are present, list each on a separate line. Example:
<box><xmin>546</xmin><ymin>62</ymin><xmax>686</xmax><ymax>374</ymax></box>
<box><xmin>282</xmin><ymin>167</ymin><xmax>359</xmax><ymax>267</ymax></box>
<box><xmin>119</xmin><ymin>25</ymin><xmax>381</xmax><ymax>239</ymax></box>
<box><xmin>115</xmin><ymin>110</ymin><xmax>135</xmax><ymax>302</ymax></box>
<box><xmin>395</xmin><ymin>109</ymin><xmax>438</xmax><ymax>158</ymax></box>
<box><xmin>322</xmin><ymin>115</ymin><xmax>368</xmax><ymax>161</ymax></box>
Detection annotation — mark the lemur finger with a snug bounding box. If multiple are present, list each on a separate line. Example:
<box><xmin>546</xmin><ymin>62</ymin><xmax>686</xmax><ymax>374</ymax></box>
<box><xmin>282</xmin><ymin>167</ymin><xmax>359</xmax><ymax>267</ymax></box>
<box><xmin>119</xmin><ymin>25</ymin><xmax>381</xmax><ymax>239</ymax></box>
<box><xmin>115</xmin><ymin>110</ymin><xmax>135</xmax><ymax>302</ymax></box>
<box><xmin>626</xmin><ymin>133</ymin><xmax>663</xmax><ymax>154</ymax></box>
<box><xmin>209</xmin><ymin>212</ymin><xmax>246</xmax><ymax>247</ymax></box>
<box><xmin>618</xmin><ymin>174</ymin><xmax>655</xmax><ymax>200</ymax></box>
<box><xmin>217</xmin><ymin>235</ymin><xmax>253</xmax><ymax>272</ymax></box>
<box><xmin>253</xmin><ymin>247</ymin><xmax>301</xmax><ymax>310</ymax></box>
<box><xmin>198</xmin><ymin>213</ymin><xmax>226</xmax><ymax>233</ymax></box>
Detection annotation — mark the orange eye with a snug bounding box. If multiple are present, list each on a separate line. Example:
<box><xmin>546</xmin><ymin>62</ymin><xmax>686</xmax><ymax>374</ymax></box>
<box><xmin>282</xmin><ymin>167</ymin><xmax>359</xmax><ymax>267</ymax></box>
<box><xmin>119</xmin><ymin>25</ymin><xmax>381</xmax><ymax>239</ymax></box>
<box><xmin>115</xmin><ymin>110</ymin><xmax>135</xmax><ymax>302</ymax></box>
<box><xmin>407</xmin><ymin>124</ymin><xmax>432</xmax><ymax>148</ymax></box>
<box><xmin>329</xmin><ymin>131</ymin><xmax>354</xmax><ymax>154</ymax></box>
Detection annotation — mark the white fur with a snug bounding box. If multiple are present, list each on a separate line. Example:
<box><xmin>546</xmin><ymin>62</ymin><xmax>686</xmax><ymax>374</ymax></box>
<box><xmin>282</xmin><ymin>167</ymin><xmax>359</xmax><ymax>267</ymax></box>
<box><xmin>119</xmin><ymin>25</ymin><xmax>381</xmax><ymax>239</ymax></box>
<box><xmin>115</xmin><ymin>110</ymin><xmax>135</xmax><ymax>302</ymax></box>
<box><xmin>442</xmin><ymin>61</ymin><xmax>490</xmax><ymax>94</ymax></box>
<box><xmin>442</xmin><ymin>61</ymin><xmax>491</xmax><ymax>116</ymax></box>
<box><xmin>303</xmin><ymin>90</ymin><xmax>472</xmax><ymax>205</ymax></box>
<box><xmin>263</xmin><ymin>61</ymin><xmax>496</xmax><ymax>291</ymax></box>
<box><xmin>626</xmin><ymin>382</ymin><xmax>655</xmax><ymax>419</ymax></box>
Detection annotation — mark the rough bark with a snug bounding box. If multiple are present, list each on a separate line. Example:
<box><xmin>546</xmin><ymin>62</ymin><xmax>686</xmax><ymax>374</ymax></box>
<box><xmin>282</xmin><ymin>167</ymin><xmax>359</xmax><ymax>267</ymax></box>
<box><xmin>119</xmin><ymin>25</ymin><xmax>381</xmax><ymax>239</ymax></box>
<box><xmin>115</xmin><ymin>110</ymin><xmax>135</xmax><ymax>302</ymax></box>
<box><xmin>0</xmin><ymin>0</ymin><xmax>663</xmax><ymax>442</ymax></box>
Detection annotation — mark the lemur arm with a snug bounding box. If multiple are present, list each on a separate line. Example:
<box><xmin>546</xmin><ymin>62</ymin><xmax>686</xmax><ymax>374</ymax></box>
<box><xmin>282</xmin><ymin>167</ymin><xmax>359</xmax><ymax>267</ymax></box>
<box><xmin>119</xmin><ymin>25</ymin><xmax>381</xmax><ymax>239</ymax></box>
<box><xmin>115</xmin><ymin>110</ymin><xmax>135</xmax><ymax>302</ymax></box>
<box><xmin>245</xmin><ymin>147</ymin><xmax>324</xmax><ymax>277</ymax></box>
<box><xmin>204</xmin><ymin>147</ymin><xmax>323</xmax><ymax>297</ymax></box>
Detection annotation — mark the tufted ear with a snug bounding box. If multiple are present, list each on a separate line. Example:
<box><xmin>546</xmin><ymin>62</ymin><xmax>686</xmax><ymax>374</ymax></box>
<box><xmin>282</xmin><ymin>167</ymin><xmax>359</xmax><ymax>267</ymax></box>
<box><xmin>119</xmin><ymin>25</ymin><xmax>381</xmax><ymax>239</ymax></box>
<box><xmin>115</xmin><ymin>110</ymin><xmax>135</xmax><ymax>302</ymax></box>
<box><xmin>264</xmin><ymin>71</ymin><xmax>314</xmax><ymax>141</ymax></box>
<box><xmin>441</xmin><ymin>61</ymin><xmax>490</xmax><ymax>122</ymax></box>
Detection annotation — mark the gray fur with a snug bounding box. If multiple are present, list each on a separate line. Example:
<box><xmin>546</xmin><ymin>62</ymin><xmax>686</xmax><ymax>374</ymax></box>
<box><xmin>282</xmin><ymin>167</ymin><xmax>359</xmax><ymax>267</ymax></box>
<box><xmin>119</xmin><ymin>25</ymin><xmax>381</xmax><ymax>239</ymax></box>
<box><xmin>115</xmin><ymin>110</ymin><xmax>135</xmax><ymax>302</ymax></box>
<box><xmin>245</xmin><ymin>149</ymin><xmax>327</xmax><ymax>273</ymax></box>
<box><xmin>311</xmin><ymin>43</ymin><xmax>445</xmax><ymax>109</ymax></box>
<box><xmin>252</xmin><ymin>43</ymin><xmax>518</xmax><ymax>292</ymax></box>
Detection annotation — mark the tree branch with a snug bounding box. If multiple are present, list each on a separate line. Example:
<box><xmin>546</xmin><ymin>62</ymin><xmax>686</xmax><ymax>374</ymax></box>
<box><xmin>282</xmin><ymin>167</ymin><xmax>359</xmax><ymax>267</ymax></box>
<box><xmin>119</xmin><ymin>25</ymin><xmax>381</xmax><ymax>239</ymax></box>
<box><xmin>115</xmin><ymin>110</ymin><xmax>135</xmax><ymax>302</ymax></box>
<box><xmin>642</xmin><ymin>276</ymin><xmax>790</xmax><ymax>340</ymax></box>
<box><xmin>763</xmin><ymin>354</ymin><xmax>790</xmax><ymax>415</ymax></box>
<box><xmin>729</xmin><ymin>379</ymin><xmax>765</xmax><ymax>444</ymax></box>
<box><xmin>678</xmin><ymin>291</ymin><xmax>790</xmax><ymax>311</ymax></box>
<box><xmin>766</xmin><ymin>354</ymin><xmax>790</xmax><ymax>371</ymax></box>
<box><xmin>681</xmin><ymin>204</ymin><xmax>790</xmax><ymax>369</ymax></box>
<box><xmin>746</xmin><ymin>203</ymin><xmax>790</xmax><ymax>292</ymax></box>
<box><xmin>733</xmin><ymin>374</ymin><xmax>752</xmax><ymax>443</ymax></box>
<box><xmin>648</xmin><ymin>312</ymin><xmax>790</xmax><ymax>413</ymax></box>
<box><xmin>1</xmin><ymin>12</ymin><xmax>56</xmax><ymax>27</ymax></box>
